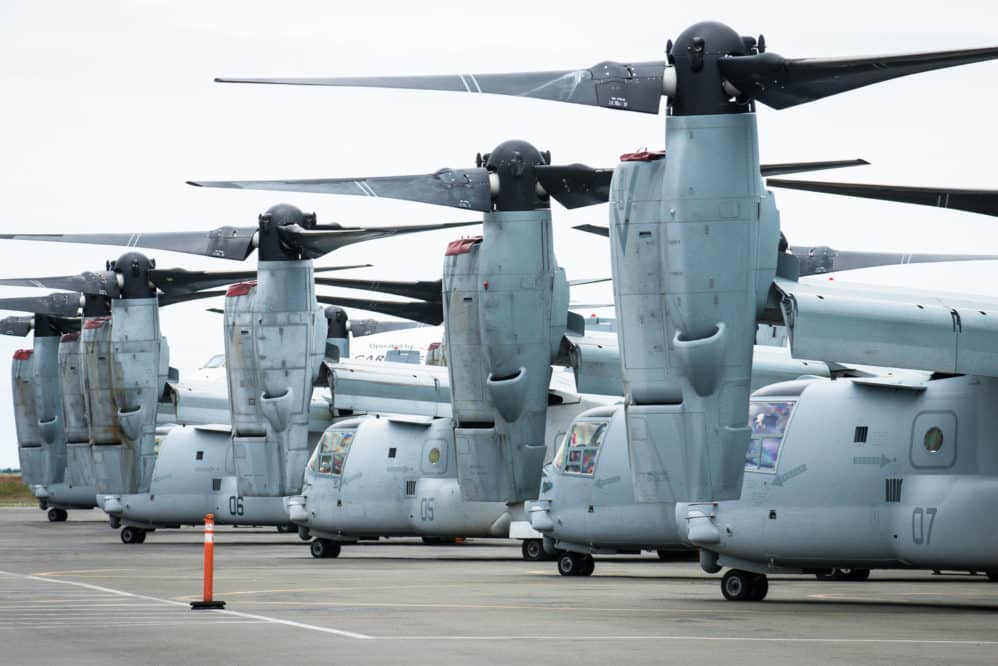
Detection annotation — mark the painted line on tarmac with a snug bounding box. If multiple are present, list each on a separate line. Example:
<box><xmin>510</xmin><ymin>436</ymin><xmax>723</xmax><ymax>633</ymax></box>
<box><xmin>374</xmin><ymin>635</ymin><xmax>998</xmax><ymax>645</ymax></box>
<box><xmin>0</xmin><ymin>570</ymin><xmax>372</xmax><ymax>640</ymax></box>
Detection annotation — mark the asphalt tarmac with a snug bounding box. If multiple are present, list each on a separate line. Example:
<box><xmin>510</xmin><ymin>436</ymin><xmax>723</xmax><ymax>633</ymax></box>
<box><xmin>1</xmin><ymin>505</ymin><xmax>996</xmax><ymax>665</ymax></box>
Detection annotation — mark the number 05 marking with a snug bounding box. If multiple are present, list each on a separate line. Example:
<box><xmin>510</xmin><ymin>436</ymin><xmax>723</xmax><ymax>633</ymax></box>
<box><xmin>912</xmin><ymin>507</ymin><xmax>937</xmax><ymax>545</ymax></box>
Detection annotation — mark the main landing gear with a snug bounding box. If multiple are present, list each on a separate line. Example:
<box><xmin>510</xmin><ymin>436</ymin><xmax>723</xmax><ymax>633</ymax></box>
<box><xmin>310</xmin><ymin>538</ymin><xmax>341</xmax><ymax>559</ymax></box>
<box><xmin>120</xmin><ymin>526</ymin><xmax>149</xmax><ymax>544</ymax></box>
<box><xmin>557</xmin><ymin>552</ymin><xmax>595</xmax><ymax>577</ymax></box>
<box><xmin>46</xmin><ymin>508</ymin><xmax>67</xmax><ymax>522</ymax></box>
<box><xmin>721</xmin><ymin>569</ymin><xmax>769</xmax><ymax>601</ymax></box>
<box><xmin>521</xmin><ymin>539</ymin><xmax>554</xmax><ymax>562</ymax></box>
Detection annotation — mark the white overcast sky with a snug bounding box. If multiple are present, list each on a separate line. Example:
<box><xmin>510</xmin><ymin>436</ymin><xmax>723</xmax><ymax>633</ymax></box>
<box><xmin>2</xmin><ymin>0</ymin><xmax>998</xmax><ymax>467</ymax></box>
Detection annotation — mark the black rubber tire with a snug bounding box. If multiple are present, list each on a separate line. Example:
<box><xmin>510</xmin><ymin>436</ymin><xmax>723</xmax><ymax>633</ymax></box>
<box><xmin>310</xmin><ymin>538</ymin><xmax>341</xmax><ymax>559</ymax></box>
<box><xmin>120</xmin><ymin>526</ymin><xmax>145</xmax><ymax>544</ymax></box>
<box><xmin>721</xmin><ymin>570</ymin><xmax>754</xmax><ymax>601</ymax></box>
<box><xmin>749</xmin><ymin>574</ymin><xmax>769</xmax><ymax>601</ymax></box>
<box><xmin>579</xmin><ymin>555</ymin><xmax>595</xmax><ymax>577</ymax></box>
<box><xmin>558</xmin><ymin>553</ymin><xmax>581</xmax><ymax>577</ymax></box>
<box><xmin>818</xmin><ymin>567</ymin><xmax>871</xmax><ymax>581</ymax></box>
<box><xmin>47</xmin><ymin>508</ymin><xmax>66</xmax><ymax>522</ymax></box>
<box><xmin>522</xmin><ymin>539</ymin><xmax>545</xmax><ymax>562</ymax></box>
<box><xmin>298</xmin><ymin>526</ymin><xmax>311</xmax><ymax>541</ymax></box>
<box><xmin>986</xmin><ymin>571</ymin><xmax>998</xmax><ymax>582</ymax></box>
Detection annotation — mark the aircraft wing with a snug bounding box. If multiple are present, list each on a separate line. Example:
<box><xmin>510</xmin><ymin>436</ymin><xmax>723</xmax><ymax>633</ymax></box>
<box><xmin>773</xmin><ymin>276</ymin><xmax>998</xmax><ymax>377</ymax></box>
<box><xmin>324</xmin><ymin>358</ymin><xmax>453</xmax><ymax>417</ymax></box>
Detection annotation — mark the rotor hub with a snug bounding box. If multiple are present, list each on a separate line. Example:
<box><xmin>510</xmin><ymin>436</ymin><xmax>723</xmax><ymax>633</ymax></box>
<box><xmin>257</xmin><ymin>203</ymin><xmax>317</xmax><ymax>261</ymax></box>
<box><xmin>109</xmin><ymin>251</ymin><xmax>157</xmax><ymax>299</ymax></box>
<box><xmin>668</xmin><ymin>21</ymin><xmax>753</xmax><ymax>116</ymax></box>
<box><xmin>481</xmin><ymin>139</ymin><xmax>550</xmax><ymax>211</ymax></box>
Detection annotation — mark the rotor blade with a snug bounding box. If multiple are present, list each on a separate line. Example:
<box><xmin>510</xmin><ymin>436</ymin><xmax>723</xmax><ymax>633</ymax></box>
<box><xmin>790</xmin><ymin>246</ymin><xmax>998</xmax><ymax>275</ymax></box>
<box><xmin>759</xmin><ymin>159</ymin><xmax>869</xmax><ymax>177</ymax></box>
<box><xmin>0</xmin><ymin>271</ymin><xmax>117</xmax><ymax>296</ymax></box>
<box><xmin>347</xmin><ymin>319</ymin><xmax>429</xmax><ymax>338</ymax></box>
<box><xmin>568</xmin><ymin>302</ymin><xmax>615</xmax><ymax>309</ymax></box>
<box><xmin>279</xmin><ymin>220</ymin><xmax>479</xmax><ymax>259</ymax></box>
<box><xmin>0</xmin><ymin>293</ymin><xmax>82</xmax><ymax>316</ymax></box>
<box><xmin>0</xmin><ymin>316</ymin><xmax>34</xmax><ymax>337</ymax></box>
<box><xmin>0</xmin><ymin>228</ymin><xmax>258</xmax><ymax>261</ymax></box>
<box><xmin>316</xmin><ymin>295</ymin><xmax>443</xmax><ymax>325</ymax></box>
<box><xmin>572</xmin><ymin>223</ymin><xmax>610</xmax><ymax>237</ymax></box>
<box><xmin>148</xmin><ymin>264</ymin><xmax>370</xmax><ymax>295</ymax></box>
<box><xmin>190</xmin><ymin>169</ymin><xmax>493</xmax><ymax>212</ymax></box>
<box><xmin>720</xmin><ymin>46</ymin><xmax>998</xmax><ymax>110</ymax></box>
<box><xmin>768</xmin><ymin>178</ymin><xmax>998</xmax><ymax>218</ymax></box>
<box><xmin>314</xmin><ymin>277</ymin><xmax>442</xmax><ymax>303</ymax></box>
<box><xmin>216</xmin><ymin>61</ymin><xmax>669</xmax><ymax>114</ymax></box>
<box><xmin>568</xmin><ymin>277</ymin><xmax>612</xmax><ymax>287</ymax></box>
<box><xmin>157</xmin><ymin>290</ymin><xmax>227</xmax><ymax>307</ymax></box>
<box><xmin>534</xmin><ymin>164</ymin><xmax>614</xmax><ymax>209</ymax></box>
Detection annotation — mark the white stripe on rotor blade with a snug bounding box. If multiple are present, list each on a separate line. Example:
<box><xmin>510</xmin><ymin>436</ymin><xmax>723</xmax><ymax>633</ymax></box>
<box><xmin>467</xmin><ymin>74</ymin><xmax>483</xmax><ymax>93</ymax></box>
<box><xmin>457</xmin><ymin>74</ymin><xmax>472</xmax><ymax>92</ymax></box>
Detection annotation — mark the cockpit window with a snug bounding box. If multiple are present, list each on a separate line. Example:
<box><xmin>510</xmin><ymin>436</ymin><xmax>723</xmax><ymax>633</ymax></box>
<box><xmin>553</xmin><ymin>420</ymin><xmax>609</xmax><ymax>476</ymax></box>
<box><xmin>202</xmin><ymin>354</ymin><xmax>225</xmax><ymax>369</ymax></box>
<box><xmin>314</xmin><ymin>429</ymin><xmax>355</xmax><ymax>476</ymax></box>
<box><xmin>745</xmin><ymin>401</ymin><xmax>795</xmax><ymax>472</ymax></box>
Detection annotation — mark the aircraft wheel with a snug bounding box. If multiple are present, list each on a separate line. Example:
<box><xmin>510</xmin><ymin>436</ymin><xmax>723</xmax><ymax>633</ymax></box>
<box><xmin>120</xmin><ymin>526</ymin><xmax>146</xmax><ymax>544</ymax></box>
<box><xmin>521</xmin><ymin>539</ymin><xmax>545</xmax><ymax>561</ymax></box>
<box><xmin>749</xmin><ymin>574</ymin><xmax>769</xmax><ymax>601</ymax></box>
<box><xmin>557</xmin><ymin>553</ymin><xmax>585</xmax><ymax>577</ymax></box>
<box><xmin>579</xmin><ymin>554</ymin><xmax>595</xmax><ymax>577</ymax></box>
<box><xmin>310</xmin><ymin>538</ymin><xmax>341</xmax><ymax>559</ymax></box>
<box><xmin>986</xmin><ymin>571</ymin><xmax>998</xmax><ymax>582</ymax></box>
<box><xmin>721</xmin><ymin>569</ymin><xmax>758</xmax><ymax>601</ymax></box>
<box><xmin>109</xmin><ymin>515</ymin><xmax>121</xmax><ymax>529</ymax></box>
<box><xmin>298</xmin><ymin>526</ymin><xmax>311</xmax><ymax>541</ymax></box>
<box><xmin>47</xmin><ymin>508</ymin><xmax>67</xmax><ymax>522</ymax></box>
<box><xmin>38</xmin><ymin>499</ymin><xmax>48</xmax><ymax>510</ymax></box>
<box><xmin>818</xmin><ymin>567</ymin><xmax>869</xmax><ymax>581</ymax></box>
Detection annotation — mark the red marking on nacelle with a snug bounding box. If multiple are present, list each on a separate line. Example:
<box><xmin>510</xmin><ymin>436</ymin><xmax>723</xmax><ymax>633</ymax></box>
<box><xmin>444</xmin><ymin>236</ymin><xmax>483</xmax><ymax>256</ymax></box>
<box><xmin>60</xmin><ymin>333</ymin><xmax>80</xmax><ymax>343</ymax></box>
<box><xmin>620</xmin><ymin>149</ymin><xmax>665</xmax><ymax>162</ymax></box>
<box><xmin>13</xmin><ymin>349</ymin><xmax>32</xmax><ymax>360</ymax></box>
<box><xmin>84</xmin><ymin>316</ymin><xmax>111</xmax><ymax>330</ymax></box>
<box><xmin>226</xmin><ymin>281</ymin><xmax>257</xmax><ymax>297</ymax></box>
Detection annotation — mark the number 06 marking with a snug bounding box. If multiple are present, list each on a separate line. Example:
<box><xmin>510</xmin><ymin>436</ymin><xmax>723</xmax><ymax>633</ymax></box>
<box><xmin>912</xmin><ymin>507</ymin><xmax>937</xmax><ymax>545</ymax></box>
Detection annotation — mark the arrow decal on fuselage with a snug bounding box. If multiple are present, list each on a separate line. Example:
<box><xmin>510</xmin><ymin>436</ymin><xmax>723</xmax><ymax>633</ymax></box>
<box><xmin>852</xmin><ymin>454</ymin><xmax>892</xmax><ymax>468</ymax></box>
<box><xmin>770</xmin><ymin>463</ymin><xmax>808</xmax><ymax>487</ymax></box>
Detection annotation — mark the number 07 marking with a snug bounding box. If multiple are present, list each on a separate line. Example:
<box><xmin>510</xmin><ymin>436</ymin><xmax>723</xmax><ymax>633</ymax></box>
<box><xmin>912</xmin><ymin>507</ymin><xmax>937</xmax><ymax>545</ymax></box>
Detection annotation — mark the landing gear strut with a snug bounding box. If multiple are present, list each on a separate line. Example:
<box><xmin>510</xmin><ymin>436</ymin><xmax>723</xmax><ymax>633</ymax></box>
<box><xmin>109</xmin><ymin>515</ymin><xmax>121</xmax><ymax>529</ymax></box>
<box><xmin>557</xmin><ymin>552</ymin><xmax>595</xmax><ymax>577</ymax></box>
<box><xmin>297</xmin><ymin>526</ymin><xmax>311</xmax><ymax>541</ymax></box>
<box><xmin>120</xmin><ymin>526</ymin><xmax>147</xmax><ymax>544</ymax></box>
<box><xmin>310</xmin><ymin>538</ymin><xmax>341</xmax><ymax>559</ymax></box>
<box><xmin>721</xmin><ymin>569</ymin><xmax>768</xmax><ymax>601</ymax></box>
<box><xmin>46</xmin><ymin>508</ymin><xmax>67</xmax><ymax>522</ymax></box>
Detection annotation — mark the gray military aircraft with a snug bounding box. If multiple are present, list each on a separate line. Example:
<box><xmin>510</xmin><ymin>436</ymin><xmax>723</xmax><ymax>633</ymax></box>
<box><xmin>4</xmin><ymin>314</ymin><xmax>97</xmax><ymax>520</ymax></box>
<box><xmin>0</xmin><ymin>205</ymin><xmax>477</xmax><ymax>541</ymax></box>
